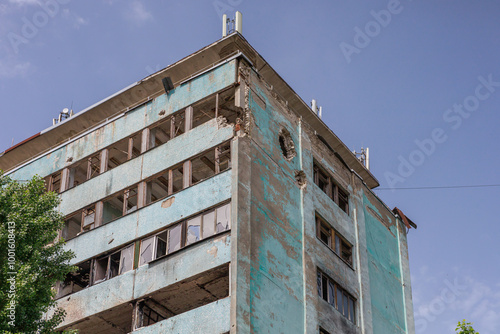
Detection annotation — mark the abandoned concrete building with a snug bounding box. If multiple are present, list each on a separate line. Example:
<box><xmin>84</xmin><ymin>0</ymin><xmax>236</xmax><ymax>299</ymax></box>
<box><xmin>0</xmin><ymin>29</ymin><xmax>417</xmax><ymax>333</ymax></box>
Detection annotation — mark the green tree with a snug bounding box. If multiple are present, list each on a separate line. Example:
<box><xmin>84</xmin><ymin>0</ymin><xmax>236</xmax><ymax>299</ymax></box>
<box><xmin>456</xmin><ymin>320</ymin><xmax>479</xmax><ymax>334</ymax></box>
<box><xmin>0</xmin><ymin>173</ymin><xmax>75</xmax><ymax>333</ymax></box>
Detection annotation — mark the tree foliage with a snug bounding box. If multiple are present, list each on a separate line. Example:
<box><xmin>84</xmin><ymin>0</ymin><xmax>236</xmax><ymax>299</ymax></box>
<box><xmin>456</xmin><ymin>320</ymin><xmax>479</xmax><ymax>334</ymax></box>
<box><xmin>0</xmin><ymin>173</ymin><xmax>75</xmax><ymax>333</ymax></box>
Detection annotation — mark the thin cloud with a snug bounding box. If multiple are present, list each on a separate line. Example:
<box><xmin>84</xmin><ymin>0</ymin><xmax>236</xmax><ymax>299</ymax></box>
<box><xmin>0</xmin><ymin>60</ymin><xmax>31</xmax><ymax>78</ymax></box>
<box><xmin>62</xmin><ymin>9</ymin><xmax>88</xmax><ymax>29</ymax></box>
<box><xmin>124</xmin><ymin>1</ymin><xmax>153</xmax><ymax>26</ymax></box>
<box><xmin>413</xmin><ymin>268</ymin><xmax>500</xmax><ymax>334</ymax></box>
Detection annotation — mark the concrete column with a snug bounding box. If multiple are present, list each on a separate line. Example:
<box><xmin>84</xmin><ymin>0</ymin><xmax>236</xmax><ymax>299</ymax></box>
<box><xmin>60</xmin><ymin>167</ymin><xmax>70</xmax><ymax>192</ymax></box>
<box><xmin>185</xmin><ymin>106</ymin><xmax>193</xmax><ymax>133</ymax></box>
<box><xmin>141</xmin><ymin>128</ymin><xmax>150</xmax><ymax>153</ymax></box>
<box><xmin>183</xmin><ymin>160</ymin><xmax>191</xmax><ymax>189</ymax></box>
<box><xmin>100</xmin><ymin>149</ymin><xmax>109</xmax><ymax>174</ymax></box>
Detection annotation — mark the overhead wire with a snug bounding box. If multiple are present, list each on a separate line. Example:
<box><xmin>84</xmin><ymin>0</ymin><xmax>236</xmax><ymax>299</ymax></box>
<box><xmin>376</xmin><ymin>184</ymin><xmax>500</xmax><ymax>190</ymax></box>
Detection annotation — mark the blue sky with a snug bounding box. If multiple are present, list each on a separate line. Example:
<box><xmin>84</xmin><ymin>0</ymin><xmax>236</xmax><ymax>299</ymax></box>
<box><xmin>1</xmin><ymin>1</ymin><xmax>499</xmax><ymax>333</ymax></box>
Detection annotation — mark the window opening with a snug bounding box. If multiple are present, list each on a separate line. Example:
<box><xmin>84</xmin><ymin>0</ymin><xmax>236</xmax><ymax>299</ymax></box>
<box><xmin>313</xmin><ymin>161</ymin><xmax>349</xmax><ymax>214</ymax></box>
<box><xmin>191</xmin><ymin>150</ymin><xmax>216</xmax><ymax>185</ymax></box>
<box><xmin>316</xmin><ymin>215</ymin><xmax>353</xmax><ymax>265</ymax></box>
<box><xmin>317</xmin><ymin>270</ymin><xmax>356</xmax><ymax>323</ymax></box>
<box><xmin>45</xmin><ymin>171</ymin><xmax>62</xmax><ymax>193</ymax></box>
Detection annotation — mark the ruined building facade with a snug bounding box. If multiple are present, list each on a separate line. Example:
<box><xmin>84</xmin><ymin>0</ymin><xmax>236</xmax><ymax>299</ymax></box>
<box><xmin>0</xmin><ymin>33</ymin><xmax>416</xmax><ymax>333</ymax></box>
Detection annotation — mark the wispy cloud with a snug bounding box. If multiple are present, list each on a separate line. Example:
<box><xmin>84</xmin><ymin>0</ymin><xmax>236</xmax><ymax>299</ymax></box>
<box><xmin>0</xmin><ymin>60</ymin><xmax>31</xmax><ymax>78</ymax></box>
<box><xmin>62</xmin><ymin>9</ymin><xmax>88</xmax><ymax>29</ymax></box>
<box><xmin>413</xmin><ymin>266</ymin><xmax>500</xmax><ymax>334</ymax></box>
<box><xmin>124</xmin><ymin>1</ymin><xmax>153</xmax><ymax>26</ymax></box>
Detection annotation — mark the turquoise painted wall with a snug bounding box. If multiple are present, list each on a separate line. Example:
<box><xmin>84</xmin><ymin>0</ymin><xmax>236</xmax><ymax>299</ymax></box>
<box><xmin>364</xmin><ymin>196</ymin><xmax>406</xmax><ymax>334</ymax></box>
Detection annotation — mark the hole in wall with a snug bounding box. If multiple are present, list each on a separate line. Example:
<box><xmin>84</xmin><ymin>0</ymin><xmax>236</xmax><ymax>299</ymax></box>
<box><xmin>278</xmin><ymin>128</ymin><xmax>296</xmax><ymax>161</ymax></box>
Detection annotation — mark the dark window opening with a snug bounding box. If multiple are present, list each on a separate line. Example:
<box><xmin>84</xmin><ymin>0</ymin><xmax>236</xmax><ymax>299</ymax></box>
<box><xmin>316</xmin><ymin>215</ymin><xmax>353</xmax><ymax>266</ymax></box>
<box><xmin>44</xmin><ymin>171</ymin><xmax>62</xmax><ymax>193</ymax></box>
<box><xmin>56</xmin><ymin>260</ymin><xmax>91</xmax><ymax>299</ymax></box>
<box><xmin>146</xmin><ymin>171</ymin><xmax>169</xmax><ymax>205</ymax></box>
<box><xmin>91</xmin><ymin>244</ymin><xmax>134</xmax><ymax>285</ymax></box>
<box><xmin>102</xmin><ymin>186</ymin><xmax>138</xmax><ymax>225</ymax></box>
<box><xmin>218</xmin><ymin>89</ymin><xmax>239</xmax><ymax>124</ymax></box>
<box><xmin>313</xmin><ymin>161</ymin><xmax>349</xmax><ymax>214</ymax></box>
<box><xmin>191</xmin><ymin>150</ymin><xmax>216</xmax><ymax>185</ymax></box>
<box><xmin>62</xmin><ymin>204</ymin><xmax>96</xmax><ymax>240</ymax></box>
<box><xmin>317</xmin><ymin>270</ymin><xmax>356</xmax><ymax>324</ymax></box>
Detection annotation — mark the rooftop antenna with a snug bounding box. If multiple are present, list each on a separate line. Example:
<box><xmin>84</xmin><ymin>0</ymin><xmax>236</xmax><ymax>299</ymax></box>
<box><xmin>53</xmin><ymin>105</ymin><xmax>74</xmax><ymax>125</ymax></box>
<box><xmin>311</xmin><ymin>99</ymin><xmax>323</xmax><ymax>119</ymax></box>
<box><xmin>223</xmin><ymin>11</ymin><xmax>242</xmax><ymax>37</ymax></box>
<box><xmin>353</xmin><ymin>147</ymin><xmax>370</xmax><ymax>170</ymax></box>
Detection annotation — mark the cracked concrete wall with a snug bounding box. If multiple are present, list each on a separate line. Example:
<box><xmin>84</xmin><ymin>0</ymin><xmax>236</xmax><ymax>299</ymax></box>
<box><xmin>231</xmin><ymin>61</ymin><xmax>414</xmax><ymax>334</ymax></box>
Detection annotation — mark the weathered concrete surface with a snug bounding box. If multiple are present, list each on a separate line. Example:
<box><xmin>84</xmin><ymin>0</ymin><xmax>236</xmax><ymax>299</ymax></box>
<box><xmin>133</xmin><ymin>297</ymin><xmax>230</xmax><ymax>334</ymax></box>
<box><xmin>59</xmin><ymin>117</ymin><xmax>233</xmax><ymax>216</ymax></box>
<box><xmin>231</xmin><ymin>67</ymin><xmax>305</xmax><ymax>333</ymax></box>
<box><xmin>8</xmin><ymin>59</ymin><xmax>236</xmax><ymax>182</ymax></box>
<box><xmin>230</xmin><ymin>63</ymin><xmax>415</xmax><ymax>334</ymax></box>
<box><xmin>54</xmin><ymin>235</ymin><xmax>230</xmax><ymax>327</ymax></box>
<box><xmin>65</xmin><ymin>170</ymin><xmax>231</xmax><ymax>264</ymax></box>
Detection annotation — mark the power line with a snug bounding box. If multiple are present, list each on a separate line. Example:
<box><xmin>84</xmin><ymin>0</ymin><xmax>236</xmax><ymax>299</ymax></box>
<box><xmin>376</xmin><ymin>184</ymin><xmax>500</xmax><ymax>190</ymax></box>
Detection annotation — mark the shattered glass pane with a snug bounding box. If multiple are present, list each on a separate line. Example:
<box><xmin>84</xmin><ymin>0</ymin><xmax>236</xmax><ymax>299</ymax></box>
<box><xmin>216</xmin><ymin>203</ymin><xmax>231</xmax><ymax>233</ymax></box>
<box><xmin>186</xmin><ymin>216</ymin><xmax>201</xmax><ymax>245</ymax></box>
<box><xmin>139</xmin><ymin>236</ymin><xmax>154</xmax><ymax>266</ymax></box>
<box><xmin>168</xmin><ymin>224</ymin><xmax>182</xmax><ymax>253</ymax></box>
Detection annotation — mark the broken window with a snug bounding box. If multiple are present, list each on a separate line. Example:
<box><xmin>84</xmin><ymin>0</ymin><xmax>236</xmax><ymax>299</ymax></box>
<box><xmin>216</xmin><ymin>142</ymin><xmax>231</xmax><ymax>173</ymax></box>
<box><xmin>61</xmin><ymin>204</ymin><xmax>96</xmax><ymax>240</ymax></box>
<box><xmin>68</xmin><ymin>159</ymin><xmax>88</xmax><ymax>189</ymax></box>
<box><xmin>139</xmin><ymin>236</ymin><xmax>154</xmax><ymax>266</ymax></box>
<box><xmin>56</xmin><ymin>260</ymin><xmax>91</xmax><ymax>299</ymax></box>
<box><xmin>313</xmin><ymin>161</ymin><xmax>349</xmax><ymax>214</ymax></box>
<box><xmin>149</xmin><ymin>117</ymin><xmax>173</xmax><ymax>150</ymax></box>
<box><xmin>172</xmin><ymin>112</ymin><xmax>185</xmax><ymax>137</ymax></box>
<box><xmin>186</xmin><ymin>216</ymin><xmax>201</xmax><ymax>245</ymax></box>
<box><xmin>146</xmin><ymin>170</ymin><xmax>170</xmax><ymax>205</ymax></box>
<box><xmin>320</xmin><ymin>328</ymin><xmax>331</xmax><ymax>334</ymax></box>
<box><xmin>138</xmin><ymin>202</ymin><xmax>231</xmax><ymax>266</ymax></box>
<box><xmin>317</xmin><ymin>270</ymin><xmax>356</xmax><ymax>324</ymax></box>
<box><xmin>216</xmin><ymin>202</ymin><xmax>231</xmax><ymax>233</ymax></box>
<box><xmin>102</xmin><ymin>186</ymin><xmax>138</xmax><ymax>225</ymax></box>
<box><xmin>106</xmin><ymin>132</ymin><xmax>142</xmax><ymax>171</ymax></box>
<box><xmin>62</xmin><ymin>213</ymin><xmax>82</xmax><ymax>240</ymax></box>
<box><xmin>191</xmin><ymin>150</ymin><xmax>216</xmax><ymax>185</ymax></box>
<box><xmin>92</xmin><ymin>244</ymin><xmax>134</xmax><ymax>285</ymax></box>
<box><xmin>316</xmin><ymin>215</ymin><xmax>353</xmax><ymax>265</ymax></box>
<box><xmin>81</xmin><ymin>206</ymin><xmax>96</xmax><ymax>232</ymax></box>
<box><xmin>192</xmin><ymin>94</ymin><xmax>217</xmax><ymax>128</ymax></box>
<box><xmin>202</xmin><ymin>210</ymin><xmax>215</xmax><ymax>238</ymax></box>
<box><xmin>171</xmin><ymin>164</ymin><xmax>184</xmax><ymax>193</ymax></box>
<box><xmin>44</xmin><ymin>171</ymin><xmax>62</xmax><ymax>193</ymax></box>
<box><xmin>218</xmin><ymin>88</ymin><xmax>239</xmax><ymax>124</ymax></box>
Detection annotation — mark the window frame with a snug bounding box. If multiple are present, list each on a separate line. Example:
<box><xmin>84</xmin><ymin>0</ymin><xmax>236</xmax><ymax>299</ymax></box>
<box><xmin>315</xmin><ymin>214</ymin><xmax>353</xmax><ymax>266</ymax></box>
<box><xmin>313</xmin><ymin>161</ymin><xmax>350</xmax><ymax>214</ymax></box>
<box><xmin>317</xmin><ymin>270</ymin><xmax>356</xmax><ymax>324</ymax></box>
